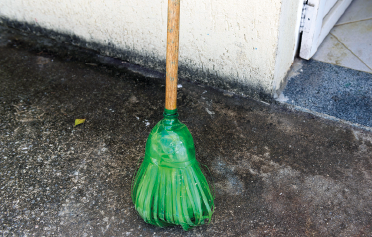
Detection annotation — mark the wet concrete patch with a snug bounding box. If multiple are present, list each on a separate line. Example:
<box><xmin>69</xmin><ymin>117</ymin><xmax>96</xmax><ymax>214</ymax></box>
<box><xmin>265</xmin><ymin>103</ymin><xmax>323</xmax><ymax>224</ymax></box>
<box><xmin>1</xmin><ymin>32</ymin><xmax>372</xmax><ymax>236</ymax></box>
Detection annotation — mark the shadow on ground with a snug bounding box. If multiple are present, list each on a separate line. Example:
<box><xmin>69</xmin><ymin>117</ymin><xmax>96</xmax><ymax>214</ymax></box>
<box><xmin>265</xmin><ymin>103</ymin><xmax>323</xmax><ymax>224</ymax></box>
<box><xmin>0</xmin><ymin>27</ymin><xmax>372</xmax><ymax>236</ymax></box>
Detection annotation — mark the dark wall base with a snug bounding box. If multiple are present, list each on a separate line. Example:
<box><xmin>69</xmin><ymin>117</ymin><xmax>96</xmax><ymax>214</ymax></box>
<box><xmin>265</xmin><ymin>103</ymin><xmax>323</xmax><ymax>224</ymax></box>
<box><xmin>0</xmin><ymin>17</ymin><xmax>273</xmax><ymax>102</ymax></box>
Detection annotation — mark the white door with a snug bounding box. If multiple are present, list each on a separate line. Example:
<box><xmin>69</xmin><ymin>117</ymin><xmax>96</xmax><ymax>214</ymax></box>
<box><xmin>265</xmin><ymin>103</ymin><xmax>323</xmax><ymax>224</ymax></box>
<box><xmin>299</xmin><ymin>0</ymin><xmax>353</xmax><ymax>60</ymax></box>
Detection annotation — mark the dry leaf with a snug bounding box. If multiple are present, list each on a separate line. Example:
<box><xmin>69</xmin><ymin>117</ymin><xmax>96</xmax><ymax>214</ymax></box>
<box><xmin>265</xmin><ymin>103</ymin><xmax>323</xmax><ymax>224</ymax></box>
<box><xmin>74</xmin><ymin>119</ymin><xmax>86</xmax><ymax>127</ymax></box>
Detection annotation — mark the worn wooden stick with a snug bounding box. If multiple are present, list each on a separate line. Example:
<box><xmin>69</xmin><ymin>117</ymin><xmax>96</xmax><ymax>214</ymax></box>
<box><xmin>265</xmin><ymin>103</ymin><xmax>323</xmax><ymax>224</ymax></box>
<box><xmin>165</xmin><ymin>0</ymin><xmax>180</xmax><ymax>111</ymax></box>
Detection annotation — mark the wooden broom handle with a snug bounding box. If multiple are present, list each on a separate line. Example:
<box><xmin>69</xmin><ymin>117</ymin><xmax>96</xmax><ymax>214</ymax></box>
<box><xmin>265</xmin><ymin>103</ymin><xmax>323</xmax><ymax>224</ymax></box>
<box><xmin>165</xmin><ymin>0</ymin><xmax>180</xmax><ymax>110</ymax></box>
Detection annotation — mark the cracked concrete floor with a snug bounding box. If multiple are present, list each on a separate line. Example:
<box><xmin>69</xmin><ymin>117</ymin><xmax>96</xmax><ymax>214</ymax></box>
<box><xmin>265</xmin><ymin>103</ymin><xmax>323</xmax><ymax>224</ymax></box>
<box><xmin>1</xmin><ymin>28</ymin><xmax>372</xmax><ymax>236</ymax></box>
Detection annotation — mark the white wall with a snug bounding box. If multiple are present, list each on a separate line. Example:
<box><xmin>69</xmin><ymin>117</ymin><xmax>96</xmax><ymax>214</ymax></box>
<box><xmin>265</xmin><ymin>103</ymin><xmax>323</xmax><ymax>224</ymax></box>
<box><xmin>0</xmin><ymin>0</ymin><xmax>301</xmax><ymax>99</ymax></box>
<box><xmin>273</xmin><ymin>0</ymin><xmax>304</xmax><ymax>96</ymax></box>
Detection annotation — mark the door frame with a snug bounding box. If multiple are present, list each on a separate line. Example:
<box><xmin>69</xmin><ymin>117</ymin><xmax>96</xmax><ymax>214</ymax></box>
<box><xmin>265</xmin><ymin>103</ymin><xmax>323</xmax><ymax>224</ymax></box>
<box><xmin>296</xmin><ymin>0</ymin><xmax>353</xmax><ymax>60</ymax></box>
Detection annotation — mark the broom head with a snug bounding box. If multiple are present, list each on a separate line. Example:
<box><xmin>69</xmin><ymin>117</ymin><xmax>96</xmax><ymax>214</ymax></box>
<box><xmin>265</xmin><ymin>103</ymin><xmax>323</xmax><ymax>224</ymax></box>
<box><xmin>132</xmin><ymin>109</ymin><xmax>214</xmax><ymax>231</ymax></box>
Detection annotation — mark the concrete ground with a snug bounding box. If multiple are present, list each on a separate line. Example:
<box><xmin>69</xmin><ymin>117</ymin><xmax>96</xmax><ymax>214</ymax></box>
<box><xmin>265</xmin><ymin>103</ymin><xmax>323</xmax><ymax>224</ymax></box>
<box><xmin>1</xmin><ymin>27</ymin><xmax>372</xmax><ymax>236</ymax></box>
<box><xmin>282</xmin><ymin>58</ymin><xmax>372</xmax><ymax>128</ymax></box>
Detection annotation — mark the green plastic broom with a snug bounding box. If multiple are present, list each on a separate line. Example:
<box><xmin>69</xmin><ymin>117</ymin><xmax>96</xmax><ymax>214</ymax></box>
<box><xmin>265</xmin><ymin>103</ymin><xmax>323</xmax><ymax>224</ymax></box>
<box><xmin>131</xmin><ymin>0</ymin><xmax>214</xmax><ymax>231</ymax></box>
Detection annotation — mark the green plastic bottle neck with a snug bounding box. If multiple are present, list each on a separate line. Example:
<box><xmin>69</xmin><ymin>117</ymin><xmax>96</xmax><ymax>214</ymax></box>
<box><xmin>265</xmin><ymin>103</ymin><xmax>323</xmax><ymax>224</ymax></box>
<box><xmin>163</xmin><ymin>108</ymin><xmax>178</xmax><ymax>118</ymax></box>
<box><xmin>163</xmin><ymin>108</ymin><xmax>179</xmax><ymax>126</ymax></box>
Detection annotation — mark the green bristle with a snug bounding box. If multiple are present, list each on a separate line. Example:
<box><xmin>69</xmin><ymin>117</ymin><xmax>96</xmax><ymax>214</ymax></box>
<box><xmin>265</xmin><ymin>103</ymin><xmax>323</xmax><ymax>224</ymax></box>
<box><xmin>132</xmin><ymin>110</ymin><xmax>214</xmax><ymax>231</ymax></box>
<box><xmin>132</xmin><ymin>159</ymin><xmax>214</xmax><ymax>230</ymax></box>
